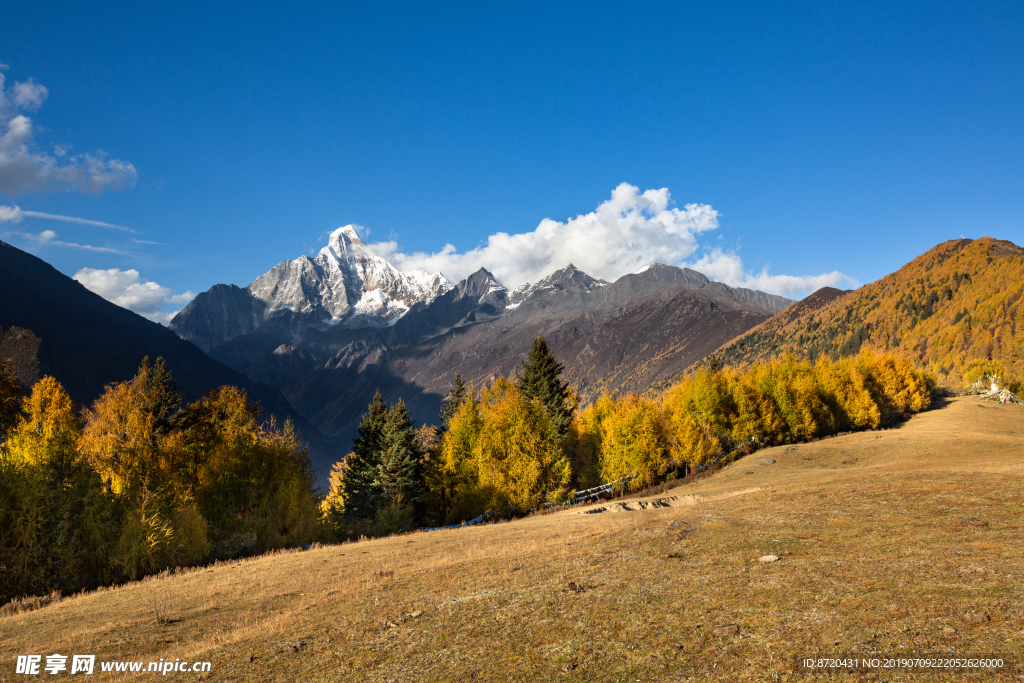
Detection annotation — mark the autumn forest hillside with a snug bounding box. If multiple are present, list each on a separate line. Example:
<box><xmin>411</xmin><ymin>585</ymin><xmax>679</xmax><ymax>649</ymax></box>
<box><xmin>717</xmin><ymin>237</ymin><xmax>1024</xmax><ymax>389</ymax></box>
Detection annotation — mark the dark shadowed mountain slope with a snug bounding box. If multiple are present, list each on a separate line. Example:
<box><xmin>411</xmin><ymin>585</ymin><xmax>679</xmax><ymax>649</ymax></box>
<box><xmin>716</xmin><ymin>237</ymin><xmax>1024</xmax><ymax>387</ymax></box>
<box><xmin>0</xmin><ymin>240</ymin><xmax>339</xmax><ymax>480</ymax></box>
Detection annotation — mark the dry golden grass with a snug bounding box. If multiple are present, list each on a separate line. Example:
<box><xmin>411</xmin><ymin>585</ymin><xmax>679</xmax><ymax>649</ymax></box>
<box><xmin>2</xmin><ymin>397</ymin><xmax>1023</xmax><ymax>682</ymax></box>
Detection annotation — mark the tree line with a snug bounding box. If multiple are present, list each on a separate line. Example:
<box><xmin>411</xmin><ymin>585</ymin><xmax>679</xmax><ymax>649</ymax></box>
<box><xmin>0</xmin><ymin>358</ymin><xmax>320</xmax><ymax>604</ymax></box>
<box><xmin>322</xmin><ymin>342</ymin><xmax>933</xmax><ymax>536</ymax></box>
<box><xmin>1</xmin><ymin>340</ymin><xmax>934</xmax><ymax>602</ymax></box>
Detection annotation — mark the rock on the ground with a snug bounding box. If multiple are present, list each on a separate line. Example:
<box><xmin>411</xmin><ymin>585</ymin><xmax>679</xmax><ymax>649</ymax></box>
<box><xmin>758</xmin><ymin>555</ymin><xmax>779</xmax><ymax>563</ymax></box>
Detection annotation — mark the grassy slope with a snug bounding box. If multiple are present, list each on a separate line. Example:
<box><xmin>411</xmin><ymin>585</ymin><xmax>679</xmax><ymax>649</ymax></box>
<box><xmin>717</xmin><ymin>237</ymin><xmax>1024</xmax><ymax>387</ymax></box>
<box><xmin>2</xmin><ymin>398</ymin><xmax>1023</xmax><ymax>682</ymax></box>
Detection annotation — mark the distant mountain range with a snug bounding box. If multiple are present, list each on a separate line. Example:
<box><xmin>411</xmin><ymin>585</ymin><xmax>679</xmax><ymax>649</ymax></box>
<box><xmin>0</xmin><ymin>240</ymin><xmax>339</xmax><ymax>478</ymax></box>
<box><xmin>716</xmin><ymin>237</ymin><xmax>1024</xmax><ymax>387</ymax></box>
<box><xmin>170</xmin><ymin>229</ymin><xmax>793</xmax><ymax>460</ymax></box>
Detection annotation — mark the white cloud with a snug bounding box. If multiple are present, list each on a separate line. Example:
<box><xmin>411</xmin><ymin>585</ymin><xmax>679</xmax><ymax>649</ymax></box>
<box><xmin>369</xmin><ymin>183</ymin><xmax>720</xmax><ymax>288</ymax></box>
<box><xmin>0</xmin><ymin>64</ymin><xmax>137</xmax><ymax>195</ymax></box>
<box><xmin>0</xmin><ymin>203</ymin><xmax>20</xmax><ymax>222</ymax></box>
<box><xmin>685</xmin><ymin>248</ymin><xmax>859</xmax><ymax>297</ymax></box>
<box><xmin>366</xmin><ymin>182</ymin><xmax>855</xmax><ymax>297</ymax></box>
<box><xmin>11</xmin><ymin>78</ymin><xmax>48</xmax><ymax>110</ymax></box>
<box><xmin>73</xmin><ymin>267</ymin><xmax>195</xmax><ymax>325</ymax></box>
<box><xmin>2</xmin><ymin>228</ymin><xmax>143</xmax><ymax>256</ymax></box>
<box><xmin>0</xmin><ymin>202</ymin><xmax>135</xmax><ymax>231</ymax></box>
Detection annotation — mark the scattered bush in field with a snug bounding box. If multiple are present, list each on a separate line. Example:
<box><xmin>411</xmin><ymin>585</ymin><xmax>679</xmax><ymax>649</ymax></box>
<box><xmin>0</xmin><ymin>590</ymin><xmax>63</xmax><ymax>616</ymax></box>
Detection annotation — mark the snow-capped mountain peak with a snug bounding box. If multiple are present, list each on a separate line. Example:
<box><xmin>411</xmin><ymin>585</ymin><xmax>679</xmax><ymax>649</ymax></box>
<box><xmin>241</xmin><ymin>225</ymin><xmax>451</xmax><ymax>332</ymax></box>
<box><xmin>318</xmin><ymin>225</ymin><xmax>365</xmax><ymax>264</ymax></box>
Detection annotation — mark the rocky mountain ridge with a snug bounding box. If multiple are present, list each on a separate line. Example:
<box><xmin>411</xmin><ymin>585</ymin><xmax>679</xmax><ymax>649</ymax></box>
<box><xmin>171</xmin><ymin>226</ymin><xmax>450</xmax><ymax>352</ymax></box>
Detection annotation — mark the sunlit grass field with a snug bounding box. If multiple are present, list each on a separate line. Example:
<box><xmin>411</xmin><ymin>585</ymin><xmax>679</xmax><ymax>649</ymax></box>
<box><xmin>2</xmin><ymin>396</ymin><xmax>1022</xmax><ymax>682</ymax></box>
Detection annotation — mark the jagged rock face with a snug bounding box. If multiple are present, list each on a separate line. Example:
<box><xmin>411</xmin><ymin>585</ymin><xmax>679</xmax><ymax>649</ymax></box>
<box><xmin>171</xmin><ymin>226</ymin><xmax>451</xmax><ymax>350</ymax></box>
<box><xmin>250</xmin><ymin>226</ymin><xmax>450</xmax><ymax>323</ymax></box>
<box><xmin>169</xmin><ymin>284</ymin><xmax>267</xmax><ymax>354</ymax></box>
<box><xmin>509</xmin><ymin>264</ymin><xmax>609</xmax><ymax>305</ymax></box>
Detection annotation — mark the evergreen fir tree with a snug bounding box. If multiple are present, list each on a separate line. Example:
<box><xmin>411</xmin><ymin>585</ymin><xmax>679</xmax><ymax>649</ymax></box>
<box><xmin>518</xmin><ymin>337</ymin><xmax>573</xmax><ymax>437</ymax></box>
<box><xmin>439</xmin><ymin>372</ymin><xmax>467</xmax><ymax>428</ymax></box>
<box><xmin>147</xmin><ymin>357</ymin><xmax>183</xmax><ymax>436</ymax></box>
<box><xmin>342</xmin><ymin>390</ymin><xmax>388</xmax><ymax>521</ymax></box>
<box><xmin>376</xmin><ymin>399</ymin><xmax>423</xmax><ymax>509</ymax></box>
<box><xmin>0</xmin><ymin>358</ymin><xmax>20</xmax><ymax>442</ymax></box>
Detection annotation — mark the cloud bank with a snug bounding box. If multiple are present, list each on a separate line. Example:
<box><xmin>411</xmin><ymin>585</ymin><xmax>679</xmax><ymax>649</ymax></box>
<box><xmin>0</xmin><ymin>62</ymin><xmax>137</xmax><ymax>195</ymax></box>
<box><xmin>73</xmin><ymin>268</ymin><xmax>194</xmax><ymax>325</ymax></box>
<box><xmin>367</xmin><ymin>183</ymin><xmax>855</xmax><ymax>297</ymax></box>
<box><xmin>687</xmin><ymin>249</ymin><xmax>857</xmax><ymax>296</ymax></box>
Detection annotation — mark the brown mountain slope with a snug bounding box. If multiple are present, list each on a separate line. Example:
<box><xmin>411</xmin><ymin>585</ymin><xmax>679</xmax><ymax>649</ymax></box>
<box><xmin>717</xmin><ymin>237</ymin><xmax>1024</xmax><ymax>387</ymax></box>
<box><xmin>408</xmin><ymin>285</ymin><xmax>775</xmax><ymax>400</ymax></box>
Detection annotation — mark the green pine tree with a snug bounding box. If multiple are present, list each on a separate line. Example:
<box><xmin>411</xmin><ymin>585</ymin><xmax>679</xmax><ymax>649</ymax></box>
<box><xmin>376</xmin><ymin>399</ymin><xmax>423</xmax><ymax>509</ymax></box>
<box><xmin>518</xmin><ymin>337</ymin><xmax>573</xmax><ymax>437</ymax></box>
<box><xmin>439</xmin><ymin>372</ymin><xmax>467</xmax><ymax>428</ymax></box>
<box><xmin>147</xmin><ymin>357</ymin><xmax>183</xmax><ymax>436</ymax></box>
<box><xmin>342</xmin><ymin>390</ymin><xmax>389</xmax><ymax>521</ymax></box>
<box><xmin>0</xmin><ymin>358</ymin><xmax>20</xmax><ymax>442</ymax></box>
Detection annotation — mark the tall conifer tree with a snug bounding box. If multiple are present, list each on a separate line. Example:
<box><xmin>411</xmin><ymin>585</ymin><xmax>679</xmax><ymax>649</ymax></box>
<box><xmin>439</xmin><ymin>372</ymin><xmax>467</xmax><ymax>428</ymax></box>
<box><xmin>342</xmin><ymin>390</ymin><xmax>388</xmax><ymax>521</ymax></box>
<box><xmin>146</xmin><ymin>357</ymin><xmax>183</xmax><ymax>436</ymax></box>
<box><xmin>376</xmin><ymin>399</ymin><xmax>422</xmax><ymax>509</ymax></box>
<box><xmin>518</xmin><ymin>337</ymin><xmax>573</xmax><ymax>437</ymax></box>
<box><xmin>0</xmin><ymin>358</ymin><xmax>20</xmax><ymax>442</ymax></box>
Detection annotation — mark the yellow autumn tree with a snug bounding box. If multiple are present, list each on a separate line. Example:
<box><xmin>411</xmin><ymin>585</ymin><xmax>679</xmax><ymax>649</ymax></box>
<box><xmin>5</xmin><ymin>376</ymin><xmax>83</xmax><ymax>478</ymax></box>
<box><xmin>80</xmin><ymin>360</ymin><xmax>170</xmax><ymax>496</ymax></box>
<box><xmin>0</xmin><ymin>376</ymin><xmax>115</xmax><ymax>599</ymax></box>
<box><xmin>597</xmin><ymin>394</ymin><xmax>667</xmax><ymax>489</ymax></box>
<box><xmin>431</xmin><ymin>377</ymin><xmax>571</xmax><ymax>521</ymax></box>
<box><xmin>320</xmin><ymin>456</ymin><xmax>351</xmax><ymax>539</ymax></box>
<box><xmin>566</xmin><ymin>394</ymin><xmax>614</xmax><ymax>490</ymax></box>
<box><xmin>728</xmin><ymin>372</ymin><xmax>786</xmax><ymax>444</ymax></box>
<box><xmin>474</xmin><ymin>377</ymin><xmax>571</xmax><ymax>511</ymax></box>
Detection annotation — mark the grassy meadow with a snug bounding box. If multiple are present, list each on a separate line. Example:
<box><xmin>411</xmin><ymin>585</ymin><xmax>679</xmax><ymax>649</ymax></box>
<box><xmin>1</xmin><ymin>396</ymin><xmax>1022</xmax><ymax>682</ymax></box>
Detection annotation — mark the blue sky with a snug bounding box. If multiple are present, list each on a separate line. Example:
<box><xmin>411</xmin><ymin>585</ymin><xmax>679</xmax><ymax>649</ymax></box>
<box><xmin>1</xmin><ymin>0</ymin><xmax>1021</xmax><ymax>322</ymax></box>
